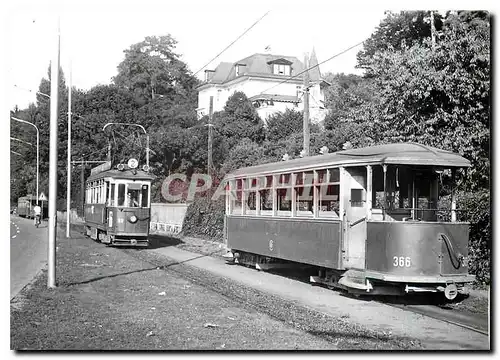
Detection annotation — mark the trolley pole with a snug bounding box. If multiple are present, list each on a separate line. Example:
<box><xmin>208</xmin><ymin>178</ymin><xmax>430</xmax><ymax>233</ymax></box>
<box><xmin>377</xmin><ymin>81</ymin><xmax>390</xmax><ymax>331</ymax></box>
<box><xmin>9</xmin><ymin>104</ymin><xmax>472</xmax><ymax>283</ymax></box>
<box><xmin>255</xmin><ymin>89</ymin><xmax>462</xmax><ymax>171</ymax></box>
<box><xmin>207</xmin><ymin>96</ymin><xmax>214</xmax><ymax>177</ymax></box>
<box><xmin>66</xmin><ymin>61</ymin><xmax>72</xmax><ymax>238</ymax></box>
<box><xmin>302</xmin><ymin>53</ymin><xmax>310</xmax><ymax>157</ymax></box>
<box><xmin>48</xmin><ymin>19</ymin><xmax>60</xmax><ymax>288</ymax></box>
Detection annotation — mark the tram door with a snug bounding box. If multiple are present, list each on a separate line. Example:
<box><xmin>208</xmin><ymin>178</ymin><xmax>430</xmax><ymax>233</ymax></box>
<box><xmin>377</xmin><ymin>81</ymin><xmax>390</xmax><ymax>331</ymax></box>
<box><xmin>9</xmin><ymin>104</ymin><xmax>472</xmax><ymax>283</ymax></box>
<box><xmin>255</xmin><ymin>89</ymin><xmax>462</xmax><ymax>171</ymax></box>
<box><xmin>342</xmin><ymin>167</ymin><xmax>367</xmax><ymax>270</ymax></box>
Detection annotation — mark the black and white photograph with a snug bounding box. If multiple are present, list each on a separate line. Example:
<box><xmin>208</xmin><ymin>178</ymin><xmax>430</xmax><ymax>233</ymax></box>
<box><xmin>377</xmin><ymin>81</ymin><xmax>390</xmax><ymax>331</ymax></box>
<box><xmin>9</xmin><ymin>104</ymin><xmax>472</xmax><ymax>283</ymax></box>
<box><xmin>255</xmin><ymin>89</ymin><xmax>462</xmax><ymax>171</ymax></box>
<box><xmin>5</xmin><ymin>0</ymin><xmax>491</xmax><ymax>352</ymax></box>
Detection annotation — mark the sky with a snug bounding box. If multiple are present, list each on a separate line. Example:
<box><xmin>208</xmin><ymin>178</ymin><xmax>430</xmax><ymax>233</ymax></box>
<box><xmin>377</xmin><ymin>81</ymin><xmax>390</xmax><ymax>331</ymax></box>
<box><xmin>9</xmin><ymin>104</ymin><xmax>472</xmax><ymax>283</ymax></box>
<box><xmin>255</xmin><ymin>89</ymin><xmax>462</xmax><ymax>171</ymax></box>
<box><xmin>4</xmin><ymin>0</ymin><xmax>497</xmax><ymax>110</ymax></box>
<box><xmin>3</xmin><ymin>0</ymin><xmax>392</xmax><ymax>110</ymax></box>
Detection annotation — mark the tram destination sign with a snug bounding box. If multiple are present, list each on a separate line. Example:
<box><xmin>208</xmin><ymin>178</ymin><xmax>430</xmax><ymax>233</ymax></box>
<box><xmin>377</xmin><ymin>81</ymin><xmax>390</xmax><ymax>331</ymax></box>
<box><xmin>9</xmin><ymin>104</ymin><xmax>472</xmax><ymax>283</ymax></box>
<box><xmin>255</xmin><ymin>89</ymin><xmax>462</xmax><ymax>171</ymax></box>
<box><xmin>90</xmin><ymin>161</ymin><xmax>112</xmax><ymax>176</ymax></box>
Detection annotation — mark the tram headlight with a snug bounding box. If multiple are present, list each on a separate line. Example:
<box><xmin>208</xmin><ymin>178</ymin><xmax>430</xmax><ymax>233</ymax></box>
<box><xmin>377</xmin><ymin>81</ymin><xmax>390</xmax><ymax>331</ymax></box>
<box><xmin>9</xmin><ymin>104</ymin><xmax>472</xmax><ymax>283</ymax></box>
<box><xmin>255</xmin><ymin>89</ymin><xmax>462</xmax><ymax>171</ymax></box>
<box><xmin>128</xmin><ymin>215</ymin><xmax>138</xmax><ymax>223</ymax></box>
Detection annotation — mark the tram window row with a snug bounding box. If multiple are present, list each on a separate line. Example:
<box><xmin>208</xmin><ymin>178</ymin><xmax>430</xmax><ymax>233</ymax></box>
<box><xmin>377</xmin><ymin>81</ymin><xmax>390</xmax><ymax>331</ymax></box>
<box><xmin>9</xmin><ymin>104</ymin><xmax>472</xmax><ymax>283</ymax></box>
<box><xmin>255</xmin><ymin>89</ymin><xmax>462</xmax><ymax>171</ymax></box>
<box><xmin>86</xmin><ymin>179</ymin><xmax>150</xmax><ymax>208</ymax></box>
<box><xmin>227</xmin><ymin>164</ymin><xmax>461</xmax><ymax>222</ymax></box>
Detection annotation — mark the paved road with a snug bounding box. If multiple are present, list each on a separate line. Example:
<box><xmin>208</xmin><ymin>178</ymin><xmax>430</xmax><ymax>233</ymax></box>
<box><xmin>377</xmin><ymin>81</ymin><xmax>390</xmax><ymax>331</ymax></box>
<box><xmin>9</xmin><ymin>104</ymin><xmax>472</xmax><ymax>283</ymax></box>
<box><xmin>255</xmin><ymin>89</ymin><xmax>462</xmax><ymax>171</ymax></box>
<box><xmin>10</xmin><ymin>215</ymin><xmax>48</xmax><ymax>299</ymax></box>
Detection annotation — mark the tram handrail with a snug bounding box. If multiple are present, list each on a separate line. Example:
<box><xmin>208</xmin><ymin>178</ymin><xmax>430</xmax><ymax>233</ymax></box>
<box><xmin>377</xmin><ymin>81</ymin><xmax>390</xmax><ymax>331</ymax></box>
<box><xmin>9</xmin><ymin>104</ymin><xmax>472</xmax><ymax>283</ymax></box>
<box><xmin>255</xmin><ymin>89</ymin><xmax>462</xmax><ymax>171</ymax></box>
<box><xmin>349</xmin><ymin>216</ymin><xmax>366</xmax><ymax>228</ymax></box>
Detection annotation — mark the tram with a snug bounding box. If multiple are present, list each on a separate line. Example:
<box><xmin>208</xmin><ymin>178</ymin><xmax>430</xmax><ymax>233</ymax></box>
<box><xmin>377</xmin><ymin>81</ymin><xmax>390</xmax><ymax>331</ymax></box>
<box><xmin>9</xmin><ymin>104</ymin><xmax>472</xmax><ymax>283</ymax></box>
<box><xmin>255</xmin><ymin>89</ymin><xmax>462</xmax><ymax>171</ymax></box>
<box><xmin>17</xmin><ymin>195</ymin><xmax>48</xmax><ymax>219</ymax></box>
<box><xmin>84</xmin><ymin>158</ymin><xmax>154</xmax><ymax>247</ymax></box>
<box><xmin>222</xmin><ymin>142</ymin><xmax>475</xmax><ymax>300</ymax></box>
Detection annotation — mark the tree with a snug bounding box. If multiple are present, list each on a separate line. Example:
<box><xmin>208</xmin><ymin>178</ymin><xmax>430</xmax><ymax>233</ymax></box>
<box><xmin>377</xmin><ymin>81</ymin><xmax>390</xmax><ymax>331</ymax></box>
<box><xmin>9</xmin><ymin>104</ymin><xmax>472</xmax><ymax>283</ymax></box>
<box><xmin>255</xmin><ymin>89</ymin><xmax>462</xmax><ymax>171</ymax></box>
<box><xmin>265</xmin><ymin>108</ymin><xmax>303</xmax><ymax>142</ymax></box>
<box><xmin>113</xmin><ymin>35</ymin><xmax>199</xmax><ymax>105</ymax></box>
<box><xmin>212</xmin><ymin>92</ymin><xmax>266</xmax><ymax>163</ymax></box>
<box><xmin>220</xmin><ymin>138</ymin><xmax>267</xmax><ymax>175</ymax></box>
<box><xmin>357</xmin><ymin>11</ymin><xmax>443</xmax><ymax>74</ymax></box>
<box><xmin>358</xmin><ymin>11</ymin><xmax>489</xmax><ymax>189</ymax></box>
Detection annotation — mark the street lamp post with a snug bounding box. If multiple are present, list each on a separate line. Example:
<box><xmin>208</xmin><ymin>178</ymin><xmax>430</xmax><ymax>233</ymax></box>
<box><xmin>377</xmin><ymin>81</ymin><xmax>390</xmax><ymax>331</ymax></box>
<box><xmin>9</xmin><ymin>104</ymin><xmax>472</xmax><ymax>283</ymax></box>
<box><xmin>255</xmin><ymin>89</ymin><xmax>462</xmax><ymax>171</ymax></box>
<box><xmin>66</xmin><ymin>62</ymin><xmax>72</xmax><ymax>238</ymax></box>
<box><xmin>102</xmin><ymin>123</ymin><xmax>149</xmax><ymax>168</ymax></box>
<box><xmin>11</xmin><ymin>117</ymin><xmax>40</xmax><ymax>205</ymax></box>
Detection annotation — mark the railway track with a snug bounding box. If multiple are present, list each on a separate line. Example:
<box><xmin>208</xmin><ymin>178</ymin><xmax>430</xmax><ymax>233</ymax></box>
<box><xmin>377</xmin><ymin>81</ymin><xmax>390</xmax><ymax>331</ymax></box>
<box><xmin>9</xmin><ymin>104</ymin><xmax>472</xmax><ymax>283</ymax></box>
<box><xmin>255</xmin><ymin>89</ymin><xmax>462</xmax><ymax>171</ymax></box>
<box><xmin>389</xmin><ymin>303</ymin><xmax>489</xmax><ymax>336</ymax></box>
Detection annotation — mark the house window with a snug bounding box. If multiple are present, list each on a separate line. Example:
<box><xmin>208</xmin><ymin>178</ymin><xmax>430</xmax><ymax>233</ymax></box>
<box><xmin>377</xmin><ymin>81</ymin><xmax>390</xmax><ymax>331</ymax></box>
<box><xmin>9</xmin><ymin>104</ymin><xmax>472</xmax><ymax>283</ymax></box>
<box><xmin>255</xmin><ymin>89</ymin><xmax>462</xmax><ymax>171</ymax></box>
<box><xmin>235</xmin><ymin>65</ymin><xmax>240</xmax><ymax>76</ymax></box>
<box><xmin>273</xmin><ymin>64</ymin><xmax>290</xmax><ymax>76</ymax></box>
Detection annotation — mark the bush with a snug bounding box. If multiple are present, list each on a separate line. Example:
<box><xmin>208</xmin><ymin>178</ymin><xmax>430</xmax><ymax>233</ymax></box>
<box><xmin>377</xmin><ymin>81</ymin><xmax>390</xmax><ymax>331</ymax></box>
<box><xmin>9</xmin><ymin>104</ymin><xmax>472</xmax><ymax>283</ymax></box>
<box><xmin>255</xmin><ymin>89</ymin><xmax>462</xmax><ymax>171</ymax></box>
<box><xmin>181</xmin><ymin>191</ymin><xmax>225</xmax><ymax>241</ymax></box>
<box><xmin>459</xmin><ymin>190</ymin><xmax>491</xmax><ymax>284</ymax></box>
<box><xmin>439</xmin><ymin>189</ymin><xmax>491</xmax><ymax>284</ymax></box>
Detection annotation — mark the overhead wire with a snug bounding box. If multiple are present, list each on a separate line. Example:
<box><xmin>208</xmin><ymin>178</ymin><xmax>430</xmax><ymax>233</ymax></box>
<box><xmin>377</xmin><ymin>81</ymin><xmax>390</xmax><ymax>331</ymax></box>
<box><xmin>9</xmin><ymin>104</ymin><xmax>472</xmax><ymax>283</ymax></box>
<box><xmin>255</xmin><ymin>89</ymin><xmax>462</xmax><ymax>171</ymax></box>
<box><xmin>192</xmin><ymin>10</ymin><xmax>271</xmax><ymax>77</ymax></box>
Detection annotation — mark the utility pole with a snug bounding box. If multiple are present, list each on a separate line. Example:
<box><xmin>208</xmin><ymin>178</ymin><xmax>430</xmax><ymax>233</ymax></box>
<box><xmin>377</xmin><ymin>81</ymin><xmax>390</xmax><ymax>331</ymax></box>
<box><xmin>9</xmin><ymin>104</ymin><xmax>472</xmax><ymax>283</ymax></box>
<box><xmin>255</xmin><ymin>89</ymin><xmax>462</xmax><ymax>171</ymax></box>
<box><xmin>66</xmin><ymin>61</ymin><xmax>72</xmax><ymax>238</ymax></box>
<box><xmin>48</xmin><ymin>18</ymin><xmax>60</xmax><ymax>288</ymax></box>
<box><xmin>80</xmin><ymin>156</ymin><xmax>85</xmax><ymax>216</ymax></box>
<box><xmin>207</xmin><ymin>96</ymin><xmax>214</xmax><ymax>177</ymax></box>
<box><xmin>303</xmin><ymin>53</ymin><xmax>310</xmax><ymax>157</ymax></box>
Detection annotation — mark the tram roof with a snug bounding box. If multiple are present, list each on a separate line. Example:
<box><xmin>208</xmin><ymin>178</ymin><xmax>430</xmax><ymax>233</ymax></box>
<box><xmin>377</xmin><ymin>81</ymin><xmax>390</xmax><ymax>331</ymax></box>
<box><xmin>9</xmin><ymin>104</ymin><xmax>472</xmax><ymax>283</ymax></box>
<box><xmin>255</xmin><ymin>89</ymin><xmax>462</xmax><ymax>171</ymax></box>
<box><xmin>87</xmin><ymin>169</ymin><xmax>155</xmax><ymax>182</ymax></box>
<box><xmin>226</xmin><ymin>142</ymin><xmax>471</xmax><ymax>179</ymax></box>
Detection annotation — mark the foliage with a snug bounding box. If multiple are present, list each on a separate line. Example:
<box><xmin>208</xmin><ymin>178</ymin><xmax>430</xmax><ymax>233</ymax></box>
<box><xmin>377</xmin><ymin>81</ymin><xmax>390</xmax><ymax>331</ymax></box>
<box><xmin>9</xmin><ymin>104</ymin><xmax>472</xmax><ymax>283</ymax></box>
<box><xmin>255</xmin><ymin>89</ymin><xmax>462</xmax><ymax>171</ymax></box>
<box><xmin>220</xmin><ymin>138</ymin><xmax>267</xmax><ymax>175</ymax></box>
<box><xmin>358</xmin><ymin>11</ymin><xmax>490</xmax><ymax>189</ymax></box>
<box><xmin>357</xmin><ymin>10</ymin><xmax>443</xmax><ymax>73</ymax></box>
<box><xmin>458</xmin><ymin>190</ymin><xmax>491</xmax><ymax>284</ymax></box>
<box><xmin>212</xmin><ymin>92</ymin><xmax>266</xmax><ymax>153</ymax></box>
<box><xmin>181</xmin><ymin>190</ymin><xmax>226</xmax><ymax>241</ymax></box>
<box><xmin>440</xmin><ymin>190</ymin><xmax>491</xmax><ymax>284</ymax></box>
<box><xmin>265</xmin><ymin>108</ymin><xmax>303</xmax><ymax>142</ymax></box>
<box><xmin>113</xmin><ymin>35</ymin><xmax>199</xmax><ymax>105</ymax></box>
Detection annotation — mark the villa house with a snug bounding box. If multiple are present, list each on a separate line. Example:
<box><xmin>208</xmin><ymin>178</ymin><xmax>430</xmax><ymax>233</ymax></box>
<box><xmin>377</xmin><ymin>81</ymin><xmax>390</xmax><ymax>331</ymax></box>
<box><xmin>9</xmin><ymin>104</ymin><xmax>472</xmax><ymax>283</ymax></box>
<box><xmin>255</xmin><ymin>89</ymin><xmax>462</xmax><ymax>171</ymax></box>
<box><xmin>196</xmin><ymin>50</ymin><xmax>329</xmax><ymax>124</ymax></box>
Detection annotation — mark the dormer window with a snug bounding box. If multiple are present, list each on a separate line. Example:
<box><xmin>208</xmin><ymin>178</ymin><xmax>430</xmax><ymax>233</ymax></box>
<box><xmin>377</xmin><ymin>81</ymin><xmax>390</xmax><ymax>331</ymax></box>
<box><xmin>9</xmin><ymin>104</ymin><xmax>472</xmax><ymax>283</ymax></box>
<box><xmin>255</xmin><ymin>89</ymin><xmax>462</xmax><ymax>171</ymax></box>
<box><xmin>273</xmin><ymin>64</ymin><xmax>290</xmax><ymax>76</ymax></box>
<box><xmin>204</xmin><ymin>70</ymin><xmax>215</xmax><ymax>82</ymax></box>
<box><xmin>267</xmin><ymin>58</ymin><xmax>293</xmax><ymax>76</ymax></box>
<box><xmin>234</xmin><ymin>63</ymin><xmax>246</xmax><ymax>77</ymax></box>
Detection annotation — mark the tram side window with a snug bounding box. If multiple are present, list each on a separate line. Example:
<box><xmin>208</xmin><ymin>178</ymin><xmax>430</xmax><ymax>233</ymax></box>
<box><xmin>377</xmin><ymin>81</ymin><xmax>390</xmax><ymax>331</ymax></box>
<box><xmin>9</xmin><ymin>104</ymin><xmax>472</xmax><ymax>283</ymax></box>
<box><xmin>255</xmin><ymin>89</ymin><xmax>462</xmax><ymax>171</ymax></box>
<box><xmin>277</xmin><ymin>173</ymin><xmax>292</xmax><ymax>215</ymax></box>
<box><xmin>259</xmin><ymin>175</ymin><xmax>273</xmax><ymax>215</ymax></box>
<box><xmin>317</xmin><ymin>168</ymin><xmax>340</xmax><ymax>218</ymax></box>
<box><xmin>110</xmin><ymin>183</ymin><xmax>115</xmax><ymax>206</ymax></box>
<box><xmin>295</xmin><ymin>171</ymin><xmax>314</xmax><ymax>217</ymax></box>
<box><xmin>117</xmin><ymin>184</ymin><xmax>125</xmax><ymax>206</ymax></box>
<box><xmin>95</xmin><ymin>182</ymin><xmax>99</xmax><ymax>203</ymax></box>
<box><xmin>141</xmin><ymin>185</ymin><xmax>149</xmax><ymax>207</ymax></box>
<box><xmin>244</xmin><ymin>178</ymin><xmax>257</xmax><ymax>214</ymax></box>
<box><xmin>230</xmin><ymin>179</ymin><xmax>243</xmax><ymax>215</ymax></box>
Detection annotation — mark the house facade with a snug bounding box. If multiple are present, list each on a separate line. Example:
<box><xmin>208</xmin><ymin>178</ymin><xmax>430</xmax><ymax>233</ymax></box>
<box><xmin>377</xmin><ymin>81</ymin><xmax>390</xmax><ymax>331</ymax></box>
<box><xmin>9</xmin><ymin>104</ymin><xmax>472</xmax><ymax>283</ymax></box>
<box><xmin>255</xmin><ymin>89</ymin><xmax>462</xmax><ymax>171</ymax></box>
<box><xmin>196</xmin><ymin>50</ymin><xmax>329</xmax><ymax>124</ymax></box>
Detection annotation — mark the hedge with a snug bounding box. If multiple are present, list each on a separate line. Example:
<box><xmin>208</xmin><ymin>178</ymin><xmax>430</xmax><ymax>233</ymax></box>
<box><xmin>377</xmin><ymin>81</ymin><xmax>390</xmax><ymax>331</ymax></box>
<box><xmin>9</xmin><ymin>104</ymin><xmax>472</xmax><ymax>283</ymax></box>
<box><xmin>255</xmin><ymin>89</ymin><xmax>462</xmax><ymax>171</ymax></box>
<box><xmin>181</xmin><ymin>192</ymin><xmax>225</xmax><ymax>241</ymax></box>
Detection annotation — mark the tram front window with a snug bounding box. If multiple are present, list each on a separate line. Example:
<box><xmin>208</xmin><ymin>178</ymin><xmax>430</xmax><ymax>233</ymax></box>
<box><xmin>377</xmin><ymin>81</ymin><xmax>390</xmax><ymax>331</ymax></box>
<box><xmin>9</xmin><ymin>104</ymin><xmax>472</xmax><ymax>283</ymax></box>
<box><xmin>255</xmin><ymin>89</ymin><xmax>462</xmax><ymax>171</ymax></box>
<box><xmin>127</xmin><ymin>183</ymin><xmax>143</xmax><ymax>207</ymax></box>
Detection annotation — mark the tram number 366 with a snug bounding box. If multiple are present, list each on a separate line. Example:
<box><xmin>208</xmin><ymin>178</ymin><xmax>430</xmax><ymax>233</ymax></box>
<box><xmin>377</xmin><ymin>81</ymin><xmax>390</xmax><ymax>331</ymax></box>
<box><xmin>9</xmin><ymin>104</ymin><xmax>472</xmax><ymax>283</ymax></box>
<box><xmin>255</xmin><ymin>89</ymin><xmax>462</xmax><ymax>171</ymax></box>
<box><xmin>393</xmin><ymin>256</ymin><xmax>411</xmax><ymax>267</ymax></box>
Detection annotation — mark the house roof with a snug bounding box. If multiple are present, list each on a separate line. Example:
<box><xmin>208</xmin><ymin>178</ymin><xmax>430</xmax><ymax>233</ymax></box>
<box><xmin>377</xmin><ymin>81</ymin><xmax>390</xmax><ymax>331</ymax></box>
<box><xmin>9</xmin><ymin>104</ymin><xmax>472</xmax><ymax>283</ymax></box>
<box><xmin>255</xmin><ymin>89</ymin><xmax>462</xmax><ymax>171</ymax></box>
<box><xmin>234</xmin><ymin>53</ymin><xmax>304</xmax><ymax>77</ymax></box>
<box><xmin>225</xmin><ymin>143</ymin><xmax>471</xmax><ymax>179</ymax></box>
<box><xmin>199</xmin><ymin>53</ymin><xmax>323</xmax><ymax>87</ymax></box>
<box><xmin>206</xmin><ymin>62</ymin><xmax>233</xmax><ymax>84</ymax></box>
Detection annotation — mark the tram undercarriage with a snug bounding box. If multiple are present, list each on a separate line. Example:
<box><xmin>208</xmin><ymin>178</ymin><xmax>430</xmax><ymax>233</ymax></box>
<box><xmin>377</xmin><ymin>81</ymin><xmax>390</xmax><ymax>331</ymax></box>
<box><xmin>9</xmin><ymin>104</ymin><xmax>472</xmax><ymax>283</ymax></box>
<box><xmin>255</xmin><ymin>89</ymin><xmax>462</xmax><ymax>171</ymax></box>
<box><xmin>224</xmin><ymin>250</ymin><xmax>470</xmax><ymax>300</ymax></box>
<box><xmin>86</xmin><ymin>225</ymin><xmax>149</xmax><ymax>247</ymax></box>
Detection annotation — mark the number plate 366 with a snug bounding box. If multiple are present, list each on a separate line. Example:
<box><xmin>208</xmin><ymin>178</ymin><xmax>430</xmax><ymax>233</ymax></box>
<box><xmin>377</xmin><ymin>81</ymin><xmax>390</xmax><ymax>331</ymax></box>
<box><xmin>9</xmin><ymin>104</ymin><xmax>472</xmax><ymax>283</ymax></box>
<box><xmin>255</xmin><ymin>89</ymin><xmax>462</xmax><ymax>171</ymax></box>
<box><xmin>393</xmin><ymin>256</ymin><xmax>411</xmax><ymax>267</ymax></box>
